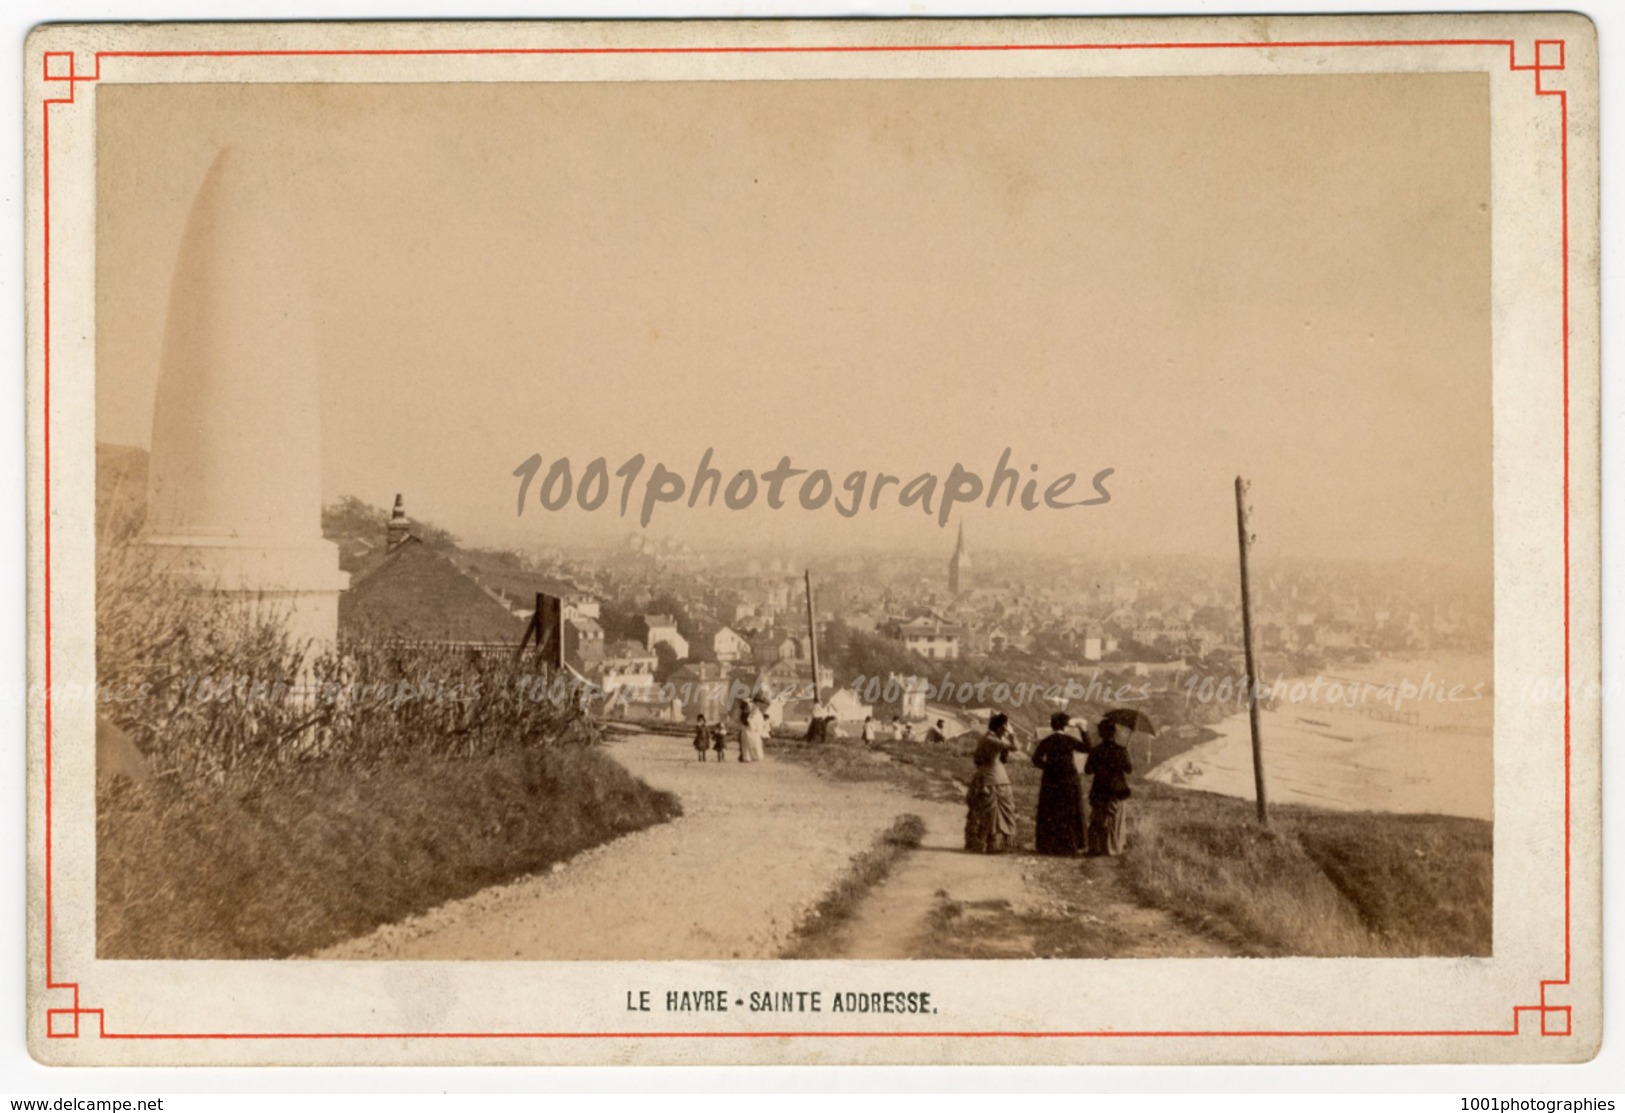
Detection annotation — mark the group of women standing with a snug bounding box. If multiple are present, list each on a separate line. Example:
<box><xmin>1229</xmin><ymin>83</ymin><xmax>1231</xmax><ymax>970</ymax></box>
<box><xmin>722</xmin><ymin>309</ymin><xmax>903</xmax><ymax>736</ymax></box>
<box><xmin>964</xmin><ymin>710</ymin><xmax>1135</xmax><ymax>858</ymax></box>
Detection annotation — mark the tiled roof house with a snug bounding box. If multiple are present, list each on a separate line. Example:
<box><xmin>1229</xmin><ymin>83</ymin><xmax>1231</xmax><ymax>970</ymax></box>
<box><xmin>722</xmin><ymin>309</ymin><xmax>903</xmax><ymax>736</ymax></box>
<box><xmin>337</xmin><ymin>498</ymin><xmax>527</xmax><ymax>650</ymax></box>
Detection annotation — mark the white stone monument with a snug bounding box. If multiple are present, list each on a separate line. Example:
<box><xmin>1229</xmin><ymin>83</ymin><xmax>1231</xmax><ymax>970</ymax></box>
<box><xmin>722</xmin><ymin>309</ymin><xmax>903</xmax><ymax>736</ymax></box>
<box><xmin>141</xmin><ymin>147</ymin><xmax>348</xmax><ymax>650</ymax></box>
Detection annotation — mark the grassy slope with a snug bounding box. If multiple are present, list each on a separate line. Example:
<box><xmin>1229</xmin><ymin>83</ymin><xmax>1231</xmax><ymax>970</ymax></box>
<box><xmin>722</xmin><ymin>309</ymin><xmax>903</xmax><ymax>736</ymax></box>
<box><xmin>98</xmin><ymin>744</ymin><xmax>681</xmax><ymax>959</ymax></box>
<box><xmin>771</xmin><ymin>729</ymin><xmax>1492</xmax><ymax>958</ymax></box>
<box><xmin>1123</xmin><ymin>784</ymin><xmax>1492</xmax><ymax>956</ymax></box>
<box><xmin>1291</xmin><ymin>807</ymin><xmax>1493</xmax><ymax>956</ymax></box>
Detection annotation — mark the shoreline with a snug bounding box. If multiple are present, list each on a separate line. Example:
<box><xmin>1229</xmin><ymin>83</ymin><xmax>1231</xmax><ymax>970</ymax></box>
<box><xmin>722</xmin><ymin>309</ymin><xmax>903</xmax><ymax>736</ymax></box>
<box><xmin>1147</xmin><ymin>652</ymin><xmax>1493</xmax><ymax>822</ymax></box>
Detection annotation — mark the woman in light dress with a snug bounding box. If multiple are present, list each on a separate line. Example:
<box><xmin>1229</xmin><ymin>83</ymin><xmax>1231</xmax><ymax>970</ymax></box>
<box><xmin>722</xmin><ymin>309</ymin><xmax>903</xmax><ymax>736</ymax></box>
<box><xmin>739</xmin><ymin>696</ymin><xmax>770</xmax><ymax>763</ymax></box>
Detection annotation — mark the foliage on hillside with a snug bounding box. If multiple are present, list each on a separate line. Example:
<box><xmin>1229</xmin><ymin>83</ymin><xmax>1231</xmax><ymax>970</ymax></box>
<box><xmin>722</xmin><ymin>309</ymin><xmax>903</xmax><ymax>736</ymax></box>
<box><xmin>323</xmin><ymin>493</ymin><xmax>460</xmax><ymax>552</ymax></box>
<box><xmin>95</xmin><ymin>534</ymin><xmax>680</xmax><ymax>958</ymax></box>
<box><xmin>99</xmin><ymin>742</ymin><xmax>679</xmax><ymax>959</ymax></box>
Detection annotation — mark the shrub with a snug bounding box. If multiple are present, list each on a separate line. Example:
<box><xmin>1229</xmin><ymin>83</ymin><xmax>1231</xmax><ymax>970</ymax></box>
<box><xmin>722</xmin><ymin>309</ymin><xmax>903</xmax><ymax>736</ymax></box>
<box><xmin>95</xmin><ymin>533</ymin><xmax>679</xmax><ymax>958</ymax></box>
<box><xmin>96</xmin><ymin>533</ymin><xmax>577</xmax><ymax>781</ymax></box>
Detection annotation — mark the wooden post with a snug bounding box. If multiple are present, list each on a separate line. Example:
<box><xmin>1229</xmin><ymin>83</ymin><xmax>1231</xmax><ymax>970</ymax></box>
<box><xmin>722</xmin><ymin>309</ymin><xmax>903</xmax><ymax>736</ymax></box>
<box><xmin>804</xmin><ymin>570</ymin><xmax>822</xmax><ymax>706</ymax></box>
<box><xmin>552</xmin><ymin>593</ymin><xmax>565</xmax><ymax>672</ymax></box>
<box><xmin>514</xmin><ymin>592</ymin><xmax>541</xmax><ymax>665</ymax></box>
<box><xmin>1234</xmin><ymin>476</ymin><xmax>1269</xmax><ymax>825</ymax></box>
<box><xmin>515</xmin><ymin>592</ymin><xmax>564</xmax><ymax>672</ymax></box>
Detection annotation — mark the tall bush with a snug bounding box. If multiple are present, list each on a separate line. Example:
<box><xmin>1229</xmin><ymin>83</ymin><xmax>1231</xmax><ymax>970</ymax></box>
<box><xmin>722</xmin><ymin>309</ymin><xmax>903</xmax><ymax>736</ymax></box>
<box><xmin>96</xmin><ymin>533</ymin><xmax>575</xmax><ymax>783</ymax></box>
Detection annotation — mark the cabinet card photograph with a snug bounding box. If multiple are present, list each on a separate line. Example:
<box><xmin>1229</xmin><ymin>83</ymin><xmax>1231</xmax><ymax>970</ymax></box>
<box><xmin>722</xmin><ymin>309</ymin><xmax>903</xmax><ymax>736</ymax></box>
<box><xmin>24</xmin><ymin>13</ymin><xmax>1600</xmax><ymax>1065</ymax></box>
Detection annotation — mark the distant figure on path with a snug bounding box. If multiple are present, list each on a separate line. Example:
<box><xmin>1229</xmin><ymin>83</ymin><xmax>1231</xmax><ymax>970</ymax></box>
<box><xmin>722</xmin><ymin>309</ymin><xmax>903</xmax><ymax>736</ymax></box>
<box><xmin>964</xmin><ymin>712</ymin><xmax>1020</xmax><ymax>854</ymax></box>
<box><xmin>861</xmin><ymin>715</ymin><xmax>877</xmax><ymax>748</ymax></box>
<box><xmin>805</xmin><ymin>699</ymin><xmax>837</xmax><ymax>744</ymax></box>
<box><xmin>890</xmin><ymin>717</ymin><xmax>905</xmax><ymax>742</ymax></box>
<box><xmin>693</xmin><ymin>714</ymin><xmax>712</xmax><ymax>761</ymax></box>
<box><xmin>925</xmin><ymin>719</ymin><xmax>947</xmax><ymax>745</ymax></box>
<box><xmin>740</xmin><ymin>696</ymin><xmax>770</xmax><ymax>763</ymax></box>
<box><xmin>711</xmin><ymin>719</ymin><xmax>728</xmax><ymax>761</ymax></box>
<box><xmin>1085</xmin><ymin>719</ymin><xmax>1135</xmax><ymax>856</ymax></box>
<box><xmin>1031</xmin><ymin>711</ymin><xmax>1089</xmax><ymax>856</ymax></box>
<box><xmin>901</xmin><ymin>720</ymin><xmax>915</xmax><ymax>744</ymax></box>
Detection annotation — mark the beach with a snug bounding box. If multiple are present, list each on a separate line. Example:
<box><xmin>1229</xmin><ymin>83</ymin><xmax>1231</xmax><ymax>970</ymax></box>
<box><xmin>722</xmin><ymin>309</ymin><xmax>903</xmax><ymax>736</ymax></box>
<box><xmin>1147</xmin><ymin>654</ymin><xmax>1493</xmax><ymax>821</ymax></box>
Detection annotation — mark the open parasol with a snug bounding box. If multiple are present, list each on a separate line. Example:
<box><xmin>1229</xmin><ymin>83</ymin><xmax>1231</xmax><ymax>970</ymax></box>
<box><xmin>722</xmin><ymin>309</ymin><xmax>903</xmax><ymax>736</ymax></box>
<box><xmin>1101</xmin><ymin>707</ymin><xmax>1157</xmax><ymax>736</ymax></box>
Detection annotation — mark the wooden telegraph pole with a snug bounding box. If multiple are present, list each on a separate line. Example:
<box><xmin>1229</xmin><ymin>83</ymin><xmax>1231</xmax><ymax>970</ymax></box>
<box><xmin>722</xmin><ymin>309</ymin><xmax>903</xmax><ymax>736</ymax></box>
<box><xmin>804</xmin><ymin>570</ymin><xmax>821</xmax><ymax>705</ymax></box>
<box><xmin>1234</xmin><ymin>476</ymin><xmax>1269</xmax><ymax>825</ymax></box>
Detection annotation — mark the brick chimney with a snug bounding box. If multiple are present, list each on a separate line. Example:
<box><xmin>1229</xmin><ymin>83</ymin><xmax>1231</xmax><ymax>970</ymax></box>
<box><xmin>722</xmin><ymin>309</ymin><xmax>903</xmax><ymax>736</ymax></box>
<box><xmin>386</xmin><ymin>494</ymin><xmax>411</xmax><ymax>552</ymax></box>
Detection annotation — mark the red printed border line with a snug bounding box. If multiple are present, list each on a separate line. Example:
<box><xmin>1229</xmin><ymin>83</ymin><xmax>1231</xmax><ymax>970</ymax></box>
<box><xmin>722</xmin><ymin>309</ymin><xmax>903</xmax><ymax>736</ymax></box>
<box><xmin>39</xmin><ymin>36</ymin><xmax>1574</xmax><ymax>1044</ymax></box>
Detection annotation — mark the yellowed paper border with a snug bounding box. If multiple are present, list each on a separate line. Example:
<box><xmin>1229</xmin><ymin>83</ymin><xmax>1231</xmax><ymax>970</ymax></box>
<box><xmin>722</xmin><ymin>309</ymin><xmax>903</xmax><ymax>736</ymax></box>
<box><xmin>24</xmin><ymin>14</ymin><xmax>1601</xmax><ymax>1066</ymax></box>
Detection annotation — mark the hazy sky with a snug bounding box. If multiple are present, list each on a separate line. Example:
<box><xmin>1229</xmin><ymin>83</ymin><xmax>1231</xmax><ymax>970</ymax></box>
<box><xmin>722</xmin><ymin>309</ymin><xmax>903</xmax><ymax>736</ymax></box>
<box><xmin>98</xmin><ymin>75</ymin><xmax>1491</xmax><ymax>565</ymax></box>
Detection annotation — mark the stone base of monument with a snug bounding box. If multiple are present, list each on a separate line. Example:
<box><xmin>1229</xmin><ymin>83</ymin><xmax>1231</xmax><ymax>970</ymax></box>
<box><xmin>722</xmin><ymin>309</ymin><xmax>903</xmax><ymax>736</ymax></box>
<box><xmin>139</xmin><ymin>534</ymin><xmax>350</xmax><ymax>652</ymax></box>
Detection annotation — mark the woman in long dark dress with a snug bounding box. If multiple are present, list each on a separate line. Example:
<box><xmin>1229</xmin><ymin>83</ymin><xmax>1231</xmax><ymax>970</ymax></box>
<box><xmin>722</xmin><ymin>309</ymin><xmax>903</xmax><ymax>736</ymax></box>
<box><xmin>1031</xmin><ymin>711</ymin><xmax>1089</xmax><ymax>855</ymax></box>
<box><xmin>1084</xmin><ymin>719</ymin><xmax>1134</xmax><ymax>856</ymax></box>
<box><xmin>964</xmin><ymin>712</ymin><xmax>1020</xmax><ymax>854</ymax></box>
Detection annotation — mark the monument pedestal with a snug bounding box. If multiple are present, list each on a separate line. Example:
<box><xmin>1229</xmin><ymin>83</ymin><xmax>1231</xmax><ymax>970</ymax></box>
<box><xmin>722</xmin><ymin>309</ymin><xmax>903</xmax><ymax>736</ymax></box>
<box><xmin>139</xmin><ymin>535</ymin><xmax>351</xmax><ymax>650</ymax></box>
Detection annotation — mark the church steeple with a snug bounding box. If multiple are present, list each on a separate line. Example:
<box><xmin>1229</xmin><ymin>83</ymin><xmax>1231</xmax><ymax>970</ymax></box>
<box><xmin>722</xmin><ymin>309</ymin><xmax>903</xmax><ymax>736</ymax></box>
<box><xmin>949</xmin><ymin>522</ymin><xmax>971</xmax><ymax>596</ymax></box>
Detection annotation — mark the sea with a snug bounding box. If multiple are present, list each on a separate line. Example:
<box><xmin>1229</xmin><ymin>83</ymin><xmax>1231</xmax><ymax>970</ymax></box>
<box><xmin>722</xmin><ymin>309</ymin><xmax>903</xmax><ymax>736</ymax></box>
<box><xmin>1146</xmin><ymin>652</ymin><xmax>1494</xmax><ymax>821</ymax></box>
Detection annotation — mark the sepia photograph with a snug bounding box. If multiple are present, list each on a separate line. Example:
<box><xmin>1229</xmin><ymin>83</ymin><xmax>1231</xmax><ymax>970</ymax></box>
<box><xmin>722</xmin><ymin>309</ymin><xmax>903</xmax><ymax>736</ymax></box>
<box><xmin>93</xmin><ymin>71</ymin><xmax>1494</xmax><ymax>965</ymax></box>
<box><xmin>25</xmin><ymin>13</ymin><xmax>1600</xmax><ymax>1067</ymax></box>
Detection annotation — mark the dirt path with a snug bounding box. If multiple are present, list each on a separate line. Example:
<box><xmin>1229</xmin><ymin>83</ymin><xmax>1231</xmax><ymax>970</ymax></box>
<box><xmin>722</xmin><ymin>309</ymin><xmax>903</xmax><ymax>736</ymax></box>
<box><xmin>828</xmin><ymin>798</ymin><xmax>1025</xmax><ymax>958</ymax></box>
<box><xmin>318</xmin><ymin>733</ymin><xmax>1232</xmax><ymax>962</ymax></box>
<box><xmin>317</xmin><ymin>734</ymin><xmax>916</xmax><ymax>960</ymax></box>
<box><xmin>824</xmin><ymin>801</ymin><xmax>1235</xmax><ymax>960</ymax></box>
